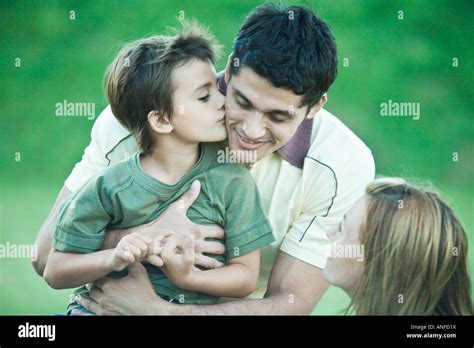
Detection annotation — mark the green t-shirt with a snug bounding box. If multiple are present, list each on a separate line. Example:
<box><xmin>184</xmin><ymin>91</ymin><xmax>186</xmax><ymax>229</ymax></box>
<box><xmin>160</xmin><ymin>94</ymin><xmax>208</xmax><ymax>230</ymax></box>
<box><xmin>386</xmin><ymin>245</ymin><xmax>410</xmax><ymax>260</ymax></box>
<box><xmin>53</xmin><ymin>142</ymin><xmax>275</xmax><ymax>309</ymax></box>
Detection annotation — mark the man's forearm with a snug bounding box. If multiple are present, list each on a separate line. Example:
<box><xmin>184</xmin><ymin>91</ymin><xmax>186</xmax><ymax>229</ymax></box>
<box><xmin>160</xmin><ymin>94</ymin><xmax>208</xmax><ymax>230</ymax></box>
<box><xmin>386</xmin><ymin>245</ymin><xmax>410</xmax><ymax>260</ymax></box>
<box><xmin>156</xmin><ymin>293</ymin><xmax>312</xmax><ymax>315</ymax></box>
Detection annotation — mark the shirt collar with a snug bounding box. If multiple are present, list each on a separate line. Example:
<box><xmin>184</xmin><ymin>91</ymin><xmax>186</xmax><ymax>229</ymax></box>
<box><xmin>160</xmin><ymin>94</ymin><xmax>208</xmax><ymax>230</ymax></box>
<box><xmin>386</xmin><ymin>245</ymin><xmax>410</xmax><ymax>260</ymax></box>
<box><xmin>218</xmin><ymin>72</ymin><xmax>312</xmax><ymax>169</ymax></box>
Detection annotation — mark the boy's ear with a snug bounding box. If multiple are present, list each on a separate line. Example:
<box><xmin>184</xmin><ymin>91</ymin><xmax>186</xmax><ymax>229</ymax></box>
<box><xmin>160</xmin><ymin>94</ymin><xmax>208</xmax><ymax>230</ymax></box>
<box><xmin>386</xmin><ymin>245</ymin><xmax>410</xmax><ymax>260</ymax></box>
<box><xmin>224</xmin><ymin>53</ymin><xmax>233</xmax><ymax>84</ymax></box>
<box><xmin>305</xmin><ymin>93</ymin><xmax>327</xmax><ymax>120</ymax></box>
<box><xmin>147</xmin><ymin>110</ymin><xmax>173</xmax><ymax>134</ymax></box>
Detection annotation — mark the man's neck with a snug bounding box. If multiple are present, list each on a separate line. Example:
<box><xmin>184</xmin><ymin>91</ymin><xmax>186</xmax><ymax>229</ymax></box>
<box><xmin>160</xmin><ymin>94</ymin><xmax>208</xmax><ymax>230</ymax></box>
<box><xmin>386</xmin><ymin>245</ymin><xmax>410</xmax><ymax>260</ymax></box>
<box><xmin>140</xmin><ymin>136</ymin><xmax>200</xmax><ymax>185</ymax></box>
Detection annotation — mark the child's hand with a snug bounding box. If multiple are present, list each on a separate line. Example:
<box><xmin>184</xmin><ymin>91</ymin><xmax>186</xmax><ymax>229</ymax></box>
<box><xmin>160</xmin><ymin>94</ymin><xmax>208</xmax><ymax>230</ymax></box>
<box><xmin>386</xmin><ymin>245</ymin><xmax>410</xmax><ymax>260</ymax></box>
<box><xmin>160</xmin><ymin>235</ymin><xmax>196</xmax><ymax>289</ymax></box>
<box><xmin>111</xmin><ymin>233</ymin><xmax>152</xmax><ymax>272</ymax></box>
<box><xmin>143</xmin><ymin>231</ymin><xmax>173</xmax><ymax>267</ymax></box>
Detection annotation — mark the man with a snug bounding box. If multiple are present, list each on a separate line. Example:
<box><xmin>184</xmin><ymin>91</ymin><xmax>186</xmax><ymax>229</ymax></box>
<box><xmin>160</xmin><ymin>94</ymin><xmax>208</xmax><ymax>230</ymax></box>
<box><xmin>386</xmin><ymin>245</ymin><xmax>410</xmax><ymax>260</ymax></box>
<box><xmin>33</xmin><ymin>4</ymin><xmax>375</xmax><ymax>315</ymax></box>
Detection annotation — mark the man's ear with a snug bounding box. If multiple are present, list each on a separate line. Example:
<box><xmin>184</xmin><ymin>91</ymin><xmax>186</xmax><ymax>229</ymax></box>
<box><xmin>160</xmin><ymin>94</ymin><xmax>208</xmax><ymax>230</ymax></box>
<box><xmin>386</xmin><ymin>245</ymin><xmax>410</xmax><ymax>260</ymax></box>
<box><xmin>224</xmin><ymin>53</ymin><xmax>233</xmax><ymax>84</ymax></box>
<box><xmin>147</xmin><ymin>110</ymin><xmax>173</xmax><ymax>134</ymax></box>
<box><xmin>305</xmin><ymin>93</ymin><xmax>327</xmax><ymax>120</ymax></box>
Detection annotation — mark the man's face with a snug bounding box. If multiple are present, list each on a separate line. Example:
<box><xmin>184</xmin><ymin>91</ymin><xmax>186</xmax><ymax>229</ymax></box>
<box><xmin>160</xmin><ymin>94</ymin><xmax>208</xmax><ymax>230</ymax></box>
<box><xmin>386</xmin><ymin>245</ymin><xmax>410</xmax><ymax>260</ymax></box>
<box><xmin>225</xmin><ymin>67</ymin><xmax>315</xmax><ymax>162</ymax></box>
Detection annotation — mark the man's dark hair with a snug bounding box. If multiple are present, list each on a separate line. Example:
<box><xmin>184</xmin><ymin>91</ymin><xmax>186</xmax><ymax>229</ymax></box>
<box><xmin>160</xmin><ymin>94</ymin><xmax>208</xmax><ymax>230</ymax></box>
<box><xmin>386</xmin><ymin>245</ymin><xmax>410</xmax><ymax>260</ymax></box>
<box><xmin>230</xmin><ymin>4</ymin><xmax>337</xmax><ymax>109</ymax></box>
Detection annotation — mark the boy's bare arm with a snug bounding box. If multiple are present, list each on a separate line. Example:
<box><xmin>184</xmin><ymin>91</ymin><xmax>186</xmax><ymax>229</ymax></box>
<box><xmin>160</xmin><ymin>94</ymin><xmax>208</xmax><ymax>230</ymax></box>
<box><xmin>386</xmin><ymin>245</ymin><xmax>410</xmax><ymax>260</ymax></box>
<box><xmin>43</xmin><ymin>249</ymin><xmax>116</xmax><ymax>289</ymax></box>
<box><xmin>186</xmin><ymin>251</ymin><xmax>260</xmax><ymax>297</ymax></box>
<box><xmin>160</xmin><ymin>237</ymin><xmax>260</xmax><ymax>298</ymax></box>
<box><xmin>43</xmin><ymin>232</ymin><xmax>151</xmax><ymax>289</ymax></box>
<box><xmin>32</xmin><ymin>185</ymin><xmax>139</xmax><ymax>276</ymax></box>
<box><xmin>33</xmin><ymin>182</ymin><xmax>225</xmax><ymax>276</ymax></box>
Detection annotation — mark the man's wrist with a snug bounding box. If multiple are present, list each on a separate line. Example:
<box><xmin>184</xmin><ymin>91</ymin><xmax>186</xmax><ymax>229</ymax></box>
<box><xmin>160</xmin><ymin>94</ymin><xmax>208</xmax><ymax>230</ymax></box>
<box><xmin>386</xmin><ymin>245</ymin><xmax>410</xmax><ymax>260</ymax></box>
<box><xmin>150</xmin><ymin>296</ymin><xmax>178</xmax><ymax>315</ymax></box>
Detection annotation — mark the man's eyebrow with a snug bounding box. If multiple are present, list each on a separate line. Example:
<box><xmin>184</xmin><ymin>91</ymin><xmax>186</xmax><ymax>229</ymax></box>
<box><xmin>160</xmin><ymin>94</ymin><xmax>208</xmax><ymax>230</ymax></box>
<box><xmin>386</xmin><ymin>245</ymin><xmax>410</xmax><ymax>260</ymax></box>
<box><xmin>233</xmin><ymin>87</ymin><xmax>253</xmax><ymax>107</ymax></box>
<box><xmin>194</xmin><ymin>81</ymin><xmax>212</xmax><ymax>92</ymax></box>
<box><xmin>233</xmin><ymin>87</ymin><xmax>295</xmax><ymax>118</ymax></box>
<box><xmin>268</xmin><ymin>108</ymin><xmax>293</xmax><ymax>118</ymax></box>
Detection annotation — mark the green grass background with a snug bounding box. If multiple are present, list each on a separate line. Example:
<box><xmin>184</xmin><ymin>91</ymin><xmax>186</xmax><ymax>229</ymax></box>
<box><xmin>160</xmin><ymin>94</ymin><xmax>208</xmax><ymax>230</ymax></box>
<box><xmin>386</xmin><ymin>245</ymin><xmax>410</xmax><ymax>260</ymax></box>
<box><xmin>1</xmin><ymin>0</ymin><xmax>472</xmax><ymax>314</ymax></box>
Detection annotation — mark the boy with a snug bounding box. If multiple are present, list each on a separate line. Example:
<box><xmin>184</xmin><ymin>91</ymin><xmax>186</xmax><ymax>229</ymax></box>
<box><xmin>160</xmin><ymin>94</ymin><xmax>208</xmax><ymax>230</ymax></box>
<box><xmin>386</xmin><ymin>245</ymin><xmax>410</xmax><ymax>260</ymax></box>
<box><xmin>43</xmin><ymin>22</ymin><xmax>275</xmax><ymax>313</ymax></box>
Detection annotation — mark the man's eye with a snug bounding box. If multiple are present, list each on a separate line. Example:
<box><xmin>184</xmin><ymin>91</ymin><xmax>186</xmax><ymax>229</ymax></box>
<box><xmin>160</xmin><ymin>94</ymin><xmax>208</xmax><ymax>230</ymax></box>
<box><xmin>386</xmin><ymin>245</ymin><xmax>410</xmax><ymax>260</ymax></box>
<box><xmin>198</xmin><ymin>95</ymin><xmax>210</xmax><ymax>102</ymax></box>
<box><xmin>268</xmin><ymin>114</ymin><xmax>286</xmax><ymax>123</ymax></box>
<box><xmin>236</xmin><ymin>99</ymin><xmax>250</xmax><ymax>110</ymax></box>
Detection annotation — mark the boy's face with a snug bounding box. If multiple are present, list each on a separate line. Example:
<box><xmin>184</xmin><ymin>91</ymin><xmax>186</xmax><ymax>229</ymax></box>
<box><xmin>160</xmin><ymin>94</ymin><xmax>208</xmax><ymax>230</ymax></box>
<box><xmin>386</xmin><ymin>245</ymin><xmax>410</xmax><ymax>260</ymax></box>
<box><xmin>170</xmin><ymin>59</ymin><xmax>226</xmax><ymax>143</ymax></box>
<box><xmin>225</xmin><ymin>67</ymin><xmax>323</xmax><ymax>162</ymax></box>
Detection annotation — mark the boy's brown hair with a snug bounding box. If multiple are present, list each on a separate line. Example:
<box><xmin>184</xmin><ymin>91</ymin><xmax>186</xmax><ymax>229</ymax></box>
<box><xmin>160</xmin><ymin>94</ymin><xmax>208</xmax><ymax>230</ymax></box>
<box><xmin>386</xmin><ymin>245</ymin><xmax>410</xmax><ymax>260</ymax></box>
<box><xmin>105</xmin><ymin>21</ymin><xmax>221</xmax><ymax>153</ymax></box>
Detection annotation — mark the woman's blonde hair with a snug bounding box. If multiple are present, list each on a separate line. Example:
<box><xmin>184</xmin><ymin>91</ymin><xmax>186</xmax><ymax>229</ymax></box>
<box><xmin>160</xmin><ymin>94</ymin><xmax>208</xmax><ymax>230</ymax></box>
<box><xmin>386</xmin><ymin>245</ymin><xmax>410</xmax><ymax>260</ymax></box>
<box><xmin>350</xmin><ymin>178</ymin><xmax>472</xmax><ymax>315</ymax></box>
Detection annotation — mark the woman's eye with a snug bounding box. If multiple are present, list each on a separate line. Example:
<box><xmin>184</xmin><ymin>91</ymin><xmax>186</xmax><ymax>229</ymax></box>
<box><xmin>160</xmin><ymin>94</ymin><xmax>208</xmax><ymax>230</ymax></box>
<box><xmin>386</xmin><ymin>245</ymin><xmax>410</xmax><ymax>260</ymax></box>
<box><xmin>198</xmin><ymin>95</ymin><xmax>210</xmax><ymax>102</ymax></box>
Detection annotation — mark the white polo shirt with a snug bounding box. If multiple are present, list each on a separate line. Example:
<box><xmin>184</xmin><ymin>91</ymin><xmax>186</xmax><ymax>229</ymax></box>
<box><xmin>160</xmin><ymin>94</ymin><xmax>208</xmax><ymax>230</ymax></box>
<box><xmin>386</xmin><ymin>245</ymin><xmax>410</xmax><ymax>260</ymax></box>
<box><xmin>65</xmin><ymin>105</ymin><xmax>375</xmax><ymax>299</ymax></box>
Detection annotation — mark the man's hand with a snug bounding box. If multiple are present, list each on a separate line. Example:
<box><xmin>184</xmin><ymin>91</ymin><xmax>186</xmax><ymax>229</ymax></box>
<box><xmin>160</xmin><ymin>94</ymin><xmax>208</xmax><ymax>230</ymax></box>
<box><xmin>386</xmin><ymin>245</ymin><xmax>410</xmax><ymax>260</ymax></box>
<box><xmin>76</xmin><ymin>262</ymin><xmax>171</xmax><ymax>315</ymax></box>
<box><xmin>131</xmin><ymin>180</ymin><xmax>226</xmax><ymax>269</ymax></box>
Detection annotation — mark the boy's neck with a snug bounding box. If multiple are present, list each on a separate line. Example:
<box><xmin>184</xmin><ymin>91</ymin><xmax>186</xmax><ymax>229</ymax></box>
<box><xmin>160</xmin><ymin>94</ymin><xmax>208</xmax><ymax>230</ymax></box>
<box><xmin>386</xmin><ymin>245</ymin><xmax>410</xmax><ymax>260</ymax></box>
<box><xmin>140</xmin><ymin>136</ymin><xmax>200</xmax><ymax>185</ymax></box>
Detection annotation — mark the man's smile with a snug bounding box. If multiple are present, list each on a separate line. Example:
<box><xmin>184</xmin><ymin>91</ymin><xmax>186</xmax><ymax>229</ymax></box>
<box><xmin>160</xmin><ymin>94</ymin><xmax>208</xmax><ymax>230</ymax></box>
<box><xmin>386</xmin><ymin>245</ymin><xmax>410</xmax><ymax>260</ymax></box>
<box><xmin>233</xmin><ymin>129</ymin><xmax>271</xmax><ymax>151</ymax></box>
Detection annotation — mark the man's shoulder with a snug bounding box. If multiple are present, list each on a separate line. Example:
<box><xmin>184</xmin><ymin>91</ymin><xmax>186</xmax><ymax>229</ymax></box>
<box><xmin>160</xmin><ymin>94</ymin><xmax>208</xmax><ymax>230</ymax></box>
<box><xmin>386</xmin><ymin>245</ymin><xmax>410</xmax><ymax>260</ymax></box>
<box><xmin>304</xmin><ymin>108</ymin><xmax>375</xmax><ymax>183</ymax></box>
<box><xmin>92</xmin><ymin>105</ymin><xmax>136</xmax><ymax>160</ymax></box>
<box><xmin>308</xmin><ymin>109</ymin><xmax>374</xmax><ymax>166</ymax></box>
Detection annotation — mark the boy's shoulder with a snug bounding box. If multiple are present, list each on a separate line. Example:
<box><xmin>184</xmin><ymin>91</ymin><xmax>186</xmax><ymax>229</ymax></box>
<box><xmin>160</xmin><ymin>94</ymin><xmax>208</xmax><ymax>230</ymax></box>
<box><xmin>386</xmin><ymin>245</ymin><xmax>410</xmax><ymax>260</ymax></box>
<box><xmin>87</xmin><ymin>154</ymin><xmax>135</xmax><ymax>194</ymax></box>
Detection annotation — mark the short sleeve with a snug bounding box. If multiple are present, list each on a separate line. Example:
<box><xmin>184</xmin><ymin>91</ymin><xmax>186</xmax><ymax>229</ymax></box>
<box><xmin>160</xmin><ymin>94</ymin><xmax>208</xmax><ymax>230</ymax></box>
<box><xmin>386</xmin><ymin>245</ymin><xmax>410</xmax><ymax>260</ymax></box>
<box><xmin>280</xmin><ymin>149</ymin><xmax>375</xmax><ymax>269</ymax></box>
<box><xmin>54</xmin><ymin>176</ymin><xmax>119</xmax><ymax>254</ymax></box>
<box><xmin>64</xmin><ymin>105</ymin><xmax>133</xmax><ymax>193</ymax></box>
<box><xmin>220</xmin><ymin>167</ymin><xmax>275</xmax><ymax>259</ymax></box>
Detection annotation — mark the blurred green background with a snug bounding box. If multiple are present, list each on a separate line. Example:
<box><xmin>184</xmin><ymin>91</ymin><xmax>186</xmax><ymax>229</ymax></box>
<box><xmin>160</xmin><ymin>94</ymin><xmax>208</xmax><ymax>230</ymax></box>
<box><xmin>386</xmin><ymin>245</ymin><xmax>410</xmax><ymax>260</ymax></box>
<box><xmin>1</xmin><ymin>0</ymin><xmax>473</xmax><ymax>314</ymax></box>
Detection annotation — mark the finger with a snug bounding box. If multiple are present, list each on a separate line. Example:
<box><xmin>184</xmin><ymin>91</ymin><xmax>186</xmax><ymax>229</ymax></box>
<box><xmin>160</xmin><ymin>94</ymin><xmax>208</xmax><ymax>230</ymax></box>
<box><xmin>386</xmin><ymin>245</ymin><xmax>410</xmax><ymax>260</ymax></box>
<box><xmin>126</xmin><ymin>237</ymin><xmax>148</xmax><ymax>259</ymax></box>
<box><xmin>194</xmin><ymin>254</ymin><xmax>225</xmax><ymax>269</ymax></box>
<box><xmin>117</xmin><ymin>247</ymin><xmax>135</xmax><ymax>264</ymax></box>
<box><xmin>146</xmin><ymin>254</ymin><xmax>164</xmax><ymax>267</ymax></box>
<box><xmin>76</xmin><ymin>295</ymin><xmax>102</xmax><ymax>315</ymax></box>
<box><xmin>128</xmin><ymin>235</ymin><xmax>150</xmax><ymax>252</ymax></box>
<box><xmin>183</xmin><ymin>236</ymin><xmax>195</xmax><ymax>264</ymax></box>
<box><xmin>152</xmin><ymin>231</ymin><xmax>173</xmax><ymax>254</ymax></box>
<box><xmin>133</xmin><ymin>233</ymin><xmax>153</xmax><ymax>245</ymax></box>
<box><xmin>175</xmin><ymin>180</ymin><xmax>201</xmax><ymax>211</ymax></box>
<box><xmin>199</xmin><ymin>241</ymin><xmax>226</xmax><ymax>255</ymax></box>
<box><xmin>161</xmin><ymin>238</ymin><xmax>179</xmax><ymax>262</ymax></box>
<box><xmin>197</xmin><ymin>225</ymin><xmax>225</xmax><ymax>240</ymax></box>
<box><xmin>70</xmin><ymin>308</ymin><xmax>95</xmax><ymax>316</ymax></box>
<box><xmin>124</xmin><ymin>244</ymin><xmax>142</xmax><ymax>260</ymax></box>
<box><xmin>91</xmin><ymin>277</ymin><xmax>111</xmax><ymax>291</ymax></box>
<box><xmin>127</xmin><ymin>261</ymin><xmax>148</xmax><ymax>278</ymax></box>
<box><xmin>89</xmin><ymin>285</ymin><xmax>104</xmax><ymax>302</ymax></box>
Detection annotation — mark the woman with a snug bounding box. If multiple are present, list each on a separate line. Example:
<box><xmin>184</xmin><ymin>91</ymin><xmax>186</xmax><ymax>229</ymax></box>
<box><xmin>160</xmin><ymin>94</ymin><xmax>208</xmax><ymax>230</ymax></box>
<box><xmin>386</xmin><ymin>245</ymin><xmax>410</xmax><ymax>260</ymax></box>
<box><xmin>323</xmin><ymin>177</ymin><xmax>473</xmax><ymax>315</ymax></box>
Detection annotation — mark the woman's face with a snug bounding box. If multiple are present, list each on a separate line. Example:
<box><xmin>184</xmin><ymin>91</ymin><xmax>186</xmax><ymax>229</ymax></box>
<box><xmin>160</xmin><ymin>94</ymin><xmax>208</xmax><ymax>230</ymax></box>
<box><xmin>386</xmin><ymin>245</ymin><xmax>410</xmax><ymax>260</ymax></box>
<box><xmin>323</xmin><ymin>195</ymin><xmax>367</xmax><ymax>294</ymax></box>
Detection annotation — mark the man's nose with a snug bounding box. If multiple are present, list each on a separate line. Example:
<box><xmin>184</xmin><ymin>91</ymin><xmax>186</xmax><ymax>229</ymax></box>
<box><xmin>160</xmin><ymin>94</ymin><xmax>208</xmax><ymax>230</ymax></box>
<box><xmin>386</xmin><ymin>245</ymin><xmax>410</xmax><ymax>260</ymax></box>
<box><xmin>242</xmin><ymin>112</ymin><xmax>267</xmax><ymax>140</ymax></box>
